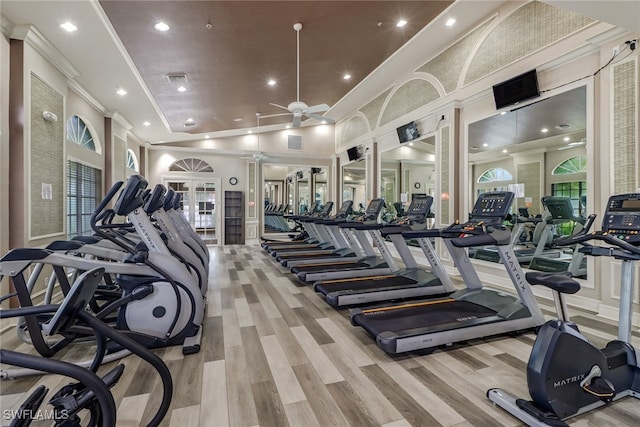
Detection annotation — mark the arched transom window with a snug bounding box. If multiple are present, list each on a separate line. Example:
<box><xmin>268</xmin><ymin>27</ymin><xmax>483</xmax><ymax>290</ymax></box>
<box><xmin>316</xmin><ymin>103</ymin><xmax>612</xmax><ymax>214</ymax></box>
<box><xmin>553</xmin><ymin>156</ymin><xmax>586</xmax><ymax>175</ymax></box>
<box><xmin>477</xmin><ymin>167</ymin><xmax>513</xmax><ymax>183</ymax></box>
<box><xmin>127</xmin><ymin>149</ymin><xmax>139</xmax><ymax>172</ymax></box>
<box><xmin>169</xmin><ymin>158</ymin><xmax>214</xmax><ymax>173</ymax></box>
<box><xmin>66</xmin><ymin>115</ymin><xmax>95</xmax><ymax>151</ymax></box>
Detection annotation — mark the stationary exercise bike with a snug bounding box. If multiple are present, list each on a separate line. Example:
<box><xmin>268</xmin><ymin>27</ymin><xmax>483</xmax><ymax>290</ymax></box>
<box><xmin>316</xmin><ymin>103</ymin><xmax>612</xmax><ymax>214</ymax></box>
<box><xmin>487</xmin><ymin>193</ymin><xmax>640</xmax><ymax>426</ymax></box>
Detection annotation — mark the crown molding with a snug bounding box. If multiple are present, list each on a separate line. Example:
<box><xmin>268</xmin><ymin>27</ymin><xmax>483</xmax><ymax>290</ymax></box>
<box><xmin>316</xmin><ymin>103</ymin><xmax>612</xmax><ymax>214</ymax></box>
<box><xmin>68</xmin><ymin>80</ymin><xmax>106</xmax><ymax>115</ymax></box>
<box><xmin>105</xmin><ymin>111</ymin><xmax>133</xmax><ymax>131</ymax></box>
<box><xmin>10</xmin><ymin>24</ymin><xmax>79</xmax><ymax>79</ymax></box>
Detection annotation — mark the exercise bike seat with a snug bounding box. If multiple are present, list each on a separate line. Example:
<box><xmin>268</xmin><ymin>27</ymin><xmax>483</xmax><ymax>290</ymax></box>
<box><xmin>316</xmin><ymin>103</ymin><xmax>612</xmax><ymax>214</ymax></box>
<box><xmin>525</xmin><ymin>271</ymin><xmax>580</xmax><ymax>294</ymax></box>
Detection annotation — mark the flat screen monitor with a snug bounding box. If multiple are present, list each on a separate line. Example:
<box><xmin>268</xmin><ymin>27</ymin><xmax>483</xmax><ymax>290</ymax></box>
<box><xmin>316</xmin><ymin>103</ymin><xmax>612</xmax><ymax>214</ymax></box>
<box><xmin>493</xmin><ymin>69</ymin><xmax>540</xmax><ymax>109</ymax></box>
<box><xmin>347</xmin><ymin>146</ymin><xmax>360</xmax><ymax>161</ymax></box>
<box><xmin>397</xmin><ymin>122</ymin><xmax>420</xmax><ymax>143</ymax></box>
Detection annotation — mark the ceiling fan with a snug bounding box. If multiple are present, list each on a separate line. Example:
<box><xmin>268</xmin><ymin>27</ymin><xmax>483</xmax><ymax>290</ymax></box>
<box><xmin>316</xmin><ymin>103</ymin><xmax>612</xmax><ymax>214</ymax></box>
<box><xmin>240</xmin><ymin>113</ymin><xmax>271</xmax><ymax>161</ymax></box>
<box><xmin>262</xmin><ymin>23</ymin><xmax>335</xmax><ymax>128</ymax></box>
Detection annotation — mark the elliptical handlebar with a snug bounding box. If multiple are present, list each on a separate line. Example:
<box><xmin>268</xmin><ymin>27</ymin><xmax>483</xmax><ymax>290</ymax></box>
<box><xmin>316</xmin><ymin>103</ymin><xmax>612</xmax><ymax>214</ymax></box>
<box><xmin>91</xmin><ymin>181</ymin><xmax>124</xmax><ymax>233</ymax></box>
<box><xmin>553</xmin><ymin>213</ymin><xmax>597</xmax><ymax>247</ymax></box>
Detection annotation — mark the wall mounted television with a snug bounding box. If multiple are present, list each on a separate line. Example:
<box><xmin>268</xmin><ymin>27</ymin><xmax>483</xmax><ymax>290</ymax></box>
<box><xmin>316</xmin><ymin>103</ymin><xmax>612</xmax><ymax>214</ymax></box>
<box><xmin>493</xmin><ymin>69</ymin><xmax>540</xmax><ymax>110</ymax></box>
<box><xmin>397</xmin><ymin>122</ymin><xmax>420</xmax><ymax>143</ymax></box>
<box><xmin>347</xmin><ymin>146</ymin><xmax>360</xmax><ymax>161</ymax></box>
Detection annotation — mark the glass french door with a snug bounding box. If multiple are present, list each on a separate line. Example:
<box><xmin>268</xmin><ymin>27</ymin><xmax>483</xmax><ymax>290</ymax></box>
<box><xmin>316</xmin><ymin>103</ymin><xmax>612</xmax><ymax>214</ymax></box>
<box><xmin>165</xmin><ymin>179</ymin><xmax>219</xmax><ymax>244</ymax></box>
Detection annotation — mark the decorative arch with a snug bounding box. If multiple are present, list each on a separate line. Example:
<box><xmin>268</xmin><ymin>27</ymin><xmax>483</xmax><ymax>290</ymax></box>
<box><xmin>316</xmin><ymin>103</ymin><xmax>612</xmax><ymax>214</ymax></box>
<box><xmin>169</xmin><ymin>157</ymin><xmax>214</xmax><ymax>173</ymax></box>
<box><xmin>379</xmin><ymin>78</ymin><xmax>440</xmax><ymax>126</ymax></box>
<box><xmin>477</xmin><ymin>167</ymin><xmax>513</xmax><ymax>183</ymax></box>
<box><xmin>126</xmin><ymin>149</ymin><xmax>139</xmax><ymax>172</ymax></box>
<box><xmin>552</xmin><ymin>155</ymin><xmax>586</xmax><ymax>175</ymax></box>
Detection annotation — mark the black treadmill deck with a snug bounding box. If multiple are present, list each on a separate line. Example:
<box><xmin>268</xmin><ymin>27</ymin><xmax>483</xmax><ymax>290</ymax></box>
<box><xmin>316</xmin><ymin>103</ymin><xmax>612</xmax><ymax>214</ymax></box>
<box><xmin>315</xmin><ymin>275</ymin><xmax>416</xmax><ymax>295</ymax></box>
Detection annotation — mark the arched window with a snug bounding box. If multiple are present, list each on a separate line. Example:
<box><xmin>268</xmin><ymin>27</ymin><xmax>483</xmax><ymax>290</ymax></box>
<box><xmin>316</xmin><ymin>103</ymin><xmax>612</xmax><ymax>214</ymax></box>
<box><xmin>477</xmin><ymin>167</ymin><xmax>512</xmax><ymax>183</ymax></box>
<box><xmin>66</xmin><ymin>115</ymin><xmax>95</xmax><ymax>151</ymax></box>
<box><xmin>169</xmin><ymin>158</ymin><xmax>214</xmax><ymax>173</ymax></box>
<box><xmin>127</xmin><ymin>149</ymin><xmax>139</xmax><ymax>172</ymax></box>
<box><xmin>552</xmin><ymin>156</ymin><xmax>586</xmax><ymax>175</ymax></box>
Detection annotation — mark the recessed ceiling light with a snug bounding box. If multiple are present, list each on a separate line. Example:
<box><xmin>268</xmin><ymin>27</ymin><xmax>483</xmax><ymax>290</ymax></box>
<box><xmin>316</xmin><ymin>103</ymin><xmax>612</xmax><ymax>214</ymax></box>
<box><xmin>185</xmin><ymin>118</ymin><xmax>195</xmax><ymax>123</ymax></box>
<box><xmin>502</xmin><ymin>149</ymin><xmax>508</xmax><ymax>153</ymax></box>
<box><xmin>268</xmin><ymin>79</ymin><xmax>276</xmax><ymax>86</ymax></box>
<box><xmin>482</xmin><ymin>143</ymin><xmax>489</xmax><ymax>147</ymax></box>
<box><xmin>541</xmin><ymin>127</ymin><xmax>549</xmax><ymax>133</ymax></box>
<box><xmin>233</xmin><ymin>118</ymin><xmax>242</xmax><ymax>122</ymax></box>
<box><xmin>60</xmin><ymin>22</ymin><xmax>78</xmax><ymax>32</ymax></box>
<box><xmin>154</xmin><ymin>22</ymin><xmax>170</xmax><ymax>32</ymax></box>
<box><xmin>396</xmin><ymin>19</ymin><xmax>407</xmax><ymax>28</ymax></box>
<box><xmin>409</xmin><ymin>142</ymin><xmax>414</xmax><ymax>146</ymax></box>
<box><xmin>445</xmin><ymin>18</ymin><xmax>456</xmax><ymax>27</ymax></box>
<box><xmin>204</xmin><ymin>135</ymin><xmax>210</xmax><ymax>139</ymax></box>
<box><xmin>343</xmin><ymin>74</ymin><xmax>351</xmax><ymax>80</ymax></box>
<box><xmin>248</xmin><ymin>130</ymin><xmax>253</xmax><ymax>134</ymax></box>
<box><xmin>563</xmin><ymin>137</ymin><xmax>570</xmax><ymax>142</ymax></box>
<box><xmin>143</xmin><ymin>121</ymin><xmax>151</xmax><ymax>127</ymax></box>
<box><xmin>500</xmin><ymin>111</ymin><xmax>507</xmax><ymax>115</ymax></box>
<box><xmin>286</xmin><ymin>125</ymin><xmax>291</xmax><ymax>129</ymax></box>
<box><xmin>177</xmin><ymin>86</ymin><xmax>187</xmax><ymax>92</ymax></box>
<box><xmin>116</xmin><ymin>88</ymin><xmax>127</xmax><ymax>96</ymax></box>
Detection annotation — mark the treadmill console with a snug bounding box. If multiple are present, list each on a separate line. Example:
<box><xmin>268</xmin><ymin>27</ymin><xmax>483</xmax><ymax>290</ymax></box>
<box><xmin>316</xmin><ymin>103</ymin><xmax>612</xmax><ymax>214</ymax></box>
<box><xmin>402</xmin><ymin>196</ymin><xmax>433</xmax><ymax>223</ymax></box>
<box><xmin>363</xmin><ymin>199</ymin><xmax>385</xmax><ymax>220</ymax></box>
<box><xmin>603</xmin><ymin>193</ymin><xmax>640</xmax><ymax>244</ymax></box>
<box><xmin>334</xmin><ymin>200</ymin><xmax>354</xmax><ymax>218</ymax></box>
<box><xmin>470</xmin><ymin>191</ymin><xmax>515</xmax><ymax>223</ymax></box>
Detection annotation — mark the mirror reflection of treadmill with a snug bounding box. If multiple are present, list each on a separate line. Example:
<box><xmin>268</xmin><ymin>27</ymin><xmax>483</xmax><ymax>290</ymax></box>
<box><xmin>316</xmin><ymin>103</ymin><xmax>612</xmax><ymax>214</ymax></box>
<box><xmin>350</xmin><ymin>191</ymin><xmax>545</xmax><ymax>355</ymax></box>
<box><xmin>527</xmin><ymin>196</ymin><xmax>587</xmax><ymax>277</ymax></box>
<box><xmin>275</xmin><ymin>199</ymin><xmax>381</xmax><ymax>268</ymax></box>
<box><xmin>293</xmin><ymin>195</ymin><xmax>439</xmax><ymax>283</ymax></box>
<box><xmin>313</xmin><ymin>195</ymin><xmax>457</xmax><ymax>307</ymax></box>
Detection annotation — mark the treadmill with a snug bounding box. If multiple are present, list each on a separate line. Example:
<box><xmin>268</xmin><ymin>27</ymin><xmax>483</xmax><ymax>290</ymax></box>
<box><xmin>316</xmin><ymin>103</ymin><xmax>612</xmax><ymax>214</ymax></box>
<box><xmin>276</xmin><ymin>199</ymin><xmax>383</xmax><ymax>268</ymax></box>
<box><xmin>313</xmin><ymin>195</ymin><xmax>456</xmax><ymax>307</ymax></box>
<box><xmin>291</xmin><ymin>196</ymin><xmax>432</xmax><ymax>282</ymax></box>
<box><xmin>261</xmin><ymin>201</ymin><xmax>320</xmax><ymax>250</ymax></box>
<box><xmin>264</xmin><ymin>202</ymin><xmax>333</xmax><ymax>254</ymax></box>
<box><xmin>350</xmin><ymin>191</ymin><xmax>545</xmax><ymax>354</ymax></box>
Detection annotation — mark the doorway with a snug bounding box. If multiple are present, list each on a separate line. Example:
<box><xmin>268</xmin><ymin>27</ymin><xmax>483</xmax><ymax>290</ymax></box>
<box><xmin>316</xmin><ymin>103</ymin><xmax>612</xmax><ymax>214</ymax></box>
<box><xmin>164</xmin><ymin>178</ymin><xmax>221</xmax><ymax>244</ymax></box>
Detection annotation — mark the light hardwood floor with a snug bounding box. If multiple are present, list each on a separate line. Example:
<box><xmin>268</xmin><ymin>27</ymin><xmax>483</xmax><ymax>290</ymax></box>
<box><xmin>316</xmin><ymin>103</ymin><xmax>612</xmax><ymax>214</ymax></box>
<box><xmin>2</xmin><ymin>244</ymin><xmax>640</xmax><ymax>426</ymax></box>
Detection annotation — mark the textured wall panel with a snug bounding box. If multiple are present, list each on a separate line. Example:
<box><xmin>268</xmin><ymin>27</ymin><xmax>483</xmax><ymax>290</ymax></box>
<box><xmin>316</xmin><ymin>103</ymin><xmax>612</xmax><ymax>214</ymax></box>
<box><xmin>360</xmin><ymin>88</ymin><xmax>392</xmax><ymax>130</ymax></box>
<box><xmin>417</xmin><ymin>19</ymin><xmax>494</xmax><ymax>93</ymax></box>
<box><xmin>338</xmin><ymin>115</ymin><xmax>369</xmax><ymax>148</ymax></box>
<box><xmin>517</xmin><ymin>162</ymin><xmax>541</xmax><ymax>213</ymax></box>
<box><xmin>380</xmin><ymin>79</ymin><xmax>440</xmax><ymax>126</ymax></box>
<box><xmin>440</xmin><ymin>126</ymin><xmax>450</xmax><ymax>223</ymax></box>
<box><xmin>30</xmin><ymin>74</ymin><xmax>64</xmax><ymax>238</ymax></box>
<box><xmin>113</xmin><ymin>136</ymin><xmax>126</xmax><ymax>184</ymax></box>
<box><xmin>465</xmin><ymin>1</ymin><xmax>594</xmax><ymax>85</ymax></box>
<box><xmin>613</xmin><ymin>60</ymin><xmax>637</xmax><ymax>194</ymax></box>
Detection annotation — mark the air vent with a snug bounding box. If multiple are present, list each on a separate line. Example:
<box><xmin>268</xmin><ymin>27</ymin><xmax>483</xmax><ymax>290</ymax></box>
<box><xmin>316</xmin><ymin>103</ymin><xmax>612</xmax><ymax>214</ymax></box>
<box><xmin>184</xmin><ymin>121</ymin><xmax>196</xmax><ymax>127</ymax></box>
<box><xmin>167</xmin><ymin>73</ymin><xmax>188</xmax><ymax>84</ymax></box>
<box><xmin>288</xmin><ymin>134</ymin><xmax>303</xmax><ymax>150</ymax></box>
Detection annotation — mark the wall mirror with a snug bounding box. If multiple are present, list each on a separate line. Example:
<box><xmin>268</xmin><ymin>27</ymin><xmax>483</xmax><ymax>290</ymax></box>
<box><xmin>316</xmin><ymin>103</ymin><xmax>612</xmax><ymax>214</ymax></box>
<box><xmin>262</xmin><ymin>164</ymin><xmax>325</xmax><ymax>234</ymax></box>
<box><xmin>381</xmin><ymin>136</ymin><xmax>436</xmax><ymax>221</ymax></box>
<box><xmin>467</xmin><ymin>85</ymin><xmax>588</xmax><ymax>278</ymax></box>
<box><xmin>342</xmin><ymin>161</ymin><xmax>366</xmax><ymax>213</ymax></box>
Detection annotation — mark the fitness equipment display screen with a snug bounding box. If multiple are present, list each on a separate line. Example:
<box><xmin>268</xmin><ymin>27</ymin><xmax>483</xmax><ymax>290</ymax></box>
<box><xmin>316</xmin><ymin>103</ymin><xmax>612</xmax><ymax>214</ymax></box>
<box><xmin>366</xmin><ymin>199</ymin><xmax>384</xmax><ymax>214</ymax></box>
<box><xmin>471</xmin><ymin>191</ymin><xmax>515</xmax><ymax>219</ymax></box>
<box><xmin>603</xmin><ymin>193</ymin><xmax>640</xmax><ymax>244</ymax></box>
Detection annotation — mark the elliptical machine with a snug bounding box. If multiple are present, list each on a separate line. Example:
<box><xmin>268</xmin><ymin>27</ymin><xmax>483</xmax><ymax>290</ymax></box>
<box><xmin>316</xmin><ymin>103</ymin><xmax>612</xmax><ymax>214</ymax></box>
<box><xmin>487</xmin><ymin>193</ymin><xmax>640</xmax><ymax>426</ymax></box>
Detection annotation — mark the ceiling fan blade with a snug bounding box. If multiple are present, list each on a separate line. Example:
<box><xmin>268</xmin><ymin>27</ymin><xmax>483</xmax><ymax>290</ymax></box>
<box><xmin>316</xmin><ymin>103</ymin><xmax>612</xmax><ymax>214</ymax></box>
<box><xmin>292</xmin><ymin>115</ymin><xmax>302</xmax><ymax>128</ymax></box>
<box><xmin>306</xmin><ymin>113</ymin><xmax>335</xmax><ymax>124</ymax></box>
<box><xmin>260</xmin><ymin>112</ymin><xmax>291</xmax><ymax>119</ymax></box>
<box><xmin>305</xmin><ymin>103</ymin><xmax>330</xmax><ymax>114</ymax></box>
<box><xmin>269</xmin><ymin>102</ymin><xmax>290</xmax><ymax>111</ymax></box>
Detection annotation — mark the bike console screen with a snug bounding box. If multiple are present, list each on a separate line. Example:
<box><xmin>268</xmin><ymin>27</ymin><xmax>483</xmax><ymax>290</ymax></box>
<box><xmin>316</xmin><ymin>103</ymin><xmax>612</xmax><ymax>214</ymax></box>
<box><xmin>604</xmin><ymin>193</ymin><xmax>640</xmax><ymax>245</ymax></box>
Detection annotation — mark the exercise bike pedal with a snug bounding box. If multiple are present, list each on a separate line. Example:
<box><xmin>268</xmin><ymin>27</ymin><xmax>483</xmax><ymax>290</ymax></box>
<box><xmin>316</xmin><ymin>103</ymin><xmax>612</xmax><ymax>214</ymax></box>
<box><xmin>9</xmin><ymin>385</ymin><xmax>49</xmax><ymax>427</ymax></box>
<box><xmin>582</xmin><ymin>377</ymin><xmax>615</xmax><ymax>401</ymax></box>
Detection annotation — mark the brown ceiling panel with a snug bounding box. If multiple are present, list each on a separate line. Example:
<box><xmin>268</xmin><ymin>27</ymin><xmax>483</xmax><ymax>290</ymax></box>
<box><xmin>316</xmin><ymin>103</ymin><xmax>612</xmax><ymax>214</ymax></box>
<box><xmin>99</xmin><ymin>0</ymin><xmax>452</xmax><ymax>133</ymax></box>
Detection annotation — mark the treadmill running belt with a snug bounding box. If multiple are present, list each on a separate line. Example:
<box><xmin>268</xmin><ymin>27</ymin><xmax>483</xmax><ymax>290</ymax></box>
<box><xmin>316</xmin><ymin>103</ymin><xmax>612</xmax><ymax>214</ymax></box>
<box><xmin>315</xmin><ymin>276</ymin><xmax>416</xmax><ymax>295</ymax></box>
<box><xmin>353</xmin><ymin>300</ymin><xmax>497</xmax><ymax>337</ymax></box>
<box><xmin>292</xmin><ymin>262</ymin><xmax>370</xmax><ymax>274</ymax></box>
